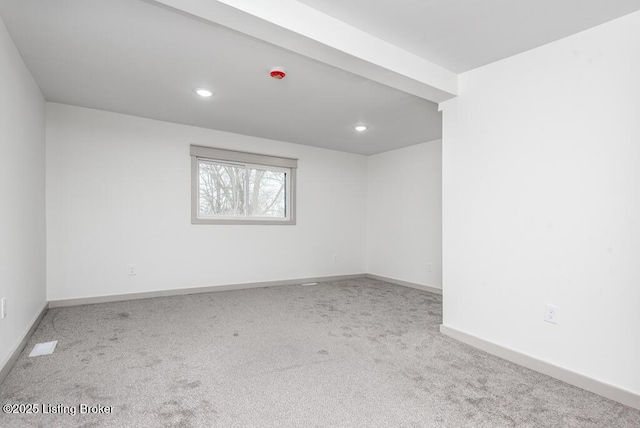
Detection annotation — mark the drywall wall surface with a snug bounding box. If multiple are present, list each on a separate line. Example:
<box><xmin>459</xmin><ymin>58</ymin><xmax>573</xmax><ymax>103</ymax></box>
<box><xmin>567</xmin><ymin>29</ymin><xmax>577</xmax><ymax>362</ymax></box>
<box><xmin>441</xmin><ymin>11</ymin><xmax>640</xmax><ymax>394</ymax></box>
<box><xmin>367</xmin><ymin>140</ymin><xmax>442</xmax><ymax>288</ymax></box>
<box><xmin>0</xmin><ymin>15</ymin><xmax>46</xmax><ymax>369</ymax></box>
<box><xmin>46</xmin><ymin>103</ymin><xmax>367</xmax><ymax>300</ymax></box>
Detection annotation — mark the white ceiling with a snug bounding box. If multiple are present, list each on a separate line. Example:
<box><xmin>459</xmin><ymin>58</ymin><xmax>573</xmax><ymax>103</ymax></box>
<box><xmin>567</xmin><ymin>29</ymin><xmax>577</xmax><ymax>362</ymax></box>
<box><xmin>2</xmin><ymin>1</ymin><xmax>639</xmax><ymax>155</ymax></box>
<box><xmin>0</xmin><ymin>0</ymin><xmax>441</xmax><ymax>155</ymax></box>
<box><xmin>297</xmin><ymin>0</ymin><xmax>640</xmax><ymax>73</ymax></box>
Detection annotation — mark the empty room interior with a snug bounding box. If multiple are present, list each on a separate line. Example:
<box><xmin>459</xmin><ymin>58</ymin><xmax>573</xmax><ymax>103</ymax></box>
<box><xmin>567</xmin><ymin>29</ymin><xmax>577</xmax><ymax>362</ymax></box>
<box><xmin>1</xmin><ymin>0</ymin><xmax>640</xmax><ymax>426</ymax></box>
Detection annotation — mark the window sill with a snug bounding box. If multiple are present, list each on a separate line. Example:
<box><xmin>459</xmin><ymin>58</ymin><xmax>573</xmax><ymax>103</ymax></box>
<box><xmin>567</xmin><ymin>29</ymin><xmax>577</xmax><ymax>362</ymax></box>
<box><xmin>191</xmin><ymin>217</ymin><xmax>296</xmax><ymax>225</ymax></box>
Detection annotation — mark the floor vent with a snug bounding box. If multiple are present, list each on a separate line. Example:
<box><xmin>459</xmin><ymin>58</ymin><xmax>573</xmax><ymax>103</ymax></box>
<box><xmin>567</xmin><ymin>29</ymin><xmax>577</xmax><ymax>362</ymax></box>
<box><xmin>29</xmin><ymin>341</ymin><xmax>58</xmax><ymax>357</ymax></box>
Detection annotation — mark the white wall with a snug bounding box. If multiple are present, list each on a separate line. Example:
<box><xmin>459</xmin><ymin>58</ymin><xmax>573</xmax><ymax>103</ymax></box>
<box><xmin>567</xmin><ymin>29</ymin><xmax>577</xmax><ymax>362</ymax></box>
<box><xmin>367</xmin><ymin>140</ymin><xmax>442</xmax><ymax>288</ymax></box>
<box><xmin>0</xmin><ymin>16</ymin><xmax>46</xmax><ymax>369</ymax></box>
<box><xmin>46</xmin><ymin>103</ymin><xmax>367</xmax><ymax>300</ymax></box>
<box><xmin>442</xmin><ymin>11</ymin><xmax>640</xmax><ymax>395</ymax></box>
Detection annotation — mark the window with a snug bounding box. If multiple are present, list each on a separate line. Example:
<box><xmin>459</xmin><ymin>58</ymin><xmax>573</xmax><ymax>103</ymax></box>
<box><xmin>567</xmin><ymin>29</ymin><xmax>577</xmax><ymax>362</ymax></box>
<box><xmin>191</xmin><ymin>145</ymin><xmax>297</xmax><ymax>225</ymax></box>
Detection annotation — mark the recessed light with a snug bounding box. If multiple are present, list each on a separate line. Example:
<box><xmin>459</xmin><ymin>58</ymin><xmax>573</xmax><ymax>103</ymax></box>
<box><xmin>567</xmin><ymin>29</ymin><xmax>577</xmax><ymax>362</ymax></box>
<box><xmin>195</xmin><ymin>88</ymin><xmax>213</xmax><ymax>98</ymax></box>
<box><xmin>354</xmin><ymin>125</ymin><xmax>367</xmax><ymax>132</ymax></box>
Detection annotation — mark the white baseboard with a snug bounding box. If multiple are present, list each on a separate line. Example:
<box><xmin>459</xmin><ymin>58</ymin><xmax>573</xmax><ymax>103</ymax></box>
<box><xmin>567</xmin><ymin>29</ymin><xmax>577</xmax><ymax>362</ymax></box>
<box><xmin>365</xmin><ymin>274</ymin><xmax>442</xmax><ymax>295</ymax></box>
<box><xmin>0</xmin><ymin>301</ymin><xmax>49</xmax><ymax>387</ymax></box>
<box><xmin>440</xmin><ymin>325</ymin><xmax>640</xmax><ymax>410</ymax></box>
<box><xmin>48</xmin><ymin>274</ymin><xmax>367</xmax><ymax>308</ymax></box>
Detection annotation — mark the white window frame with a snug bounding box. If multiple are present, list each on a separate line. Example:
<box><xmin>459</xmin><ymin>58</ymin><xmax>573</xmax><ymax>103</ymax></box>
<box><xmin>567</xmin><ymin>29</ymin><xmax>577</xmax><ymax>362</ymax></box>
<box><xmin>191</xmin><ymin>145</ymin><xmax>297</xmax><ymax>225</ymax></box>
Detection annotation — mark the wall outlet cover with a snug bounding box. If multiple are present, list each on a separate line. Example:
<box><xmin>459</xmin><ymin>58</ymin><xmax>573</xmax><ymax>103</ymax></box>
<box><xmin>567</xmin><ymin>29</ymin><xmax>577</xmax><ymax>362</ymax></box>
<box><xmin>544</xmin><ymin>304</ymin><xmax>560</xmax><ymax>324</ymax></box>
<box><xmin>127</xmin><ymin>264</ymin><xmax>137</xmax><ymax>276</ymax></box>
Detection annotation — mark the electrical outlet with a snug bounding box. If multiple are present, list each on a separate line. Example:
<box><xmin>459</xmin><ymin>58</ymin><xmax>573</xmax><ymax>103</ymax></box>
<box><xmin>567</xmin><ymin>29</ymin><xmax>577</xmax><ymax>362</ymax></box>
<box><xmin>544</xmin><ymin>304</ymin><xmax>560</xmax><ymax>324</ymax></box>
<box><xmin>332</xmin><ymin>255</ymin><xmax>339</xmax><ymax>263</ymax></box>
<box><xmin>127</xmin><ymin>264</ymin><xmax>137</xmax><ymax>276</ymax></box>
<box><xmin>1</xmin><ymin>297</ymin><xmax>6</xmax><ymax>319</ymax></box>
<box><xmin>427</xmin><ymin>263</ymin><xmax>433</xmax><ymax>272</ymax></box>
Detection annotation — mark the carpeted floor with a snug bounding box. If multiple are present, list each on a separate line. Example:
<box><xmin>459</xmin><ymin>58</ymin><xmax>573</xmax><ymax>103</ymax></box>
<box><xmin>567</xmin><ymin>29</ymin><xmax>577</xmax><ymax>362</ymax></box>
<box><xmin>1</xmin><ymin>278</ymin><xmax>638</xmax><ymax>427</ymax></box>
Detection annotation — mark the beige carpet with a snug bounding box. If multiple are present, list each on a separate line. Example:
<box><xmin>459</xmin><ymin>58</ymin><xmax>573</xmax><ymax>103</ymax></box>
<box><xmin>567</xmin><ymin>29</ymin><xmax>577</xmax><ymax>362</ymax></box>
<box><xmin>1</xmin><ymin>278</ymin><xmax>638</xmax><ymax>427</ymax></box>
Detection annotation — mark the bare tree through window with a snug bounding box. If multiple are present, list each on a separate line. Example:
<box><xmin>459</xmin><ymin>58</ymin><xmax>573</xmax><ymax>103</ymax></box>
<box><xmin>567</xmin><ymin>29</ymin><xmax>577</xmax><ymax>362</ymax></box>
<box><xmin>198</xmin><ymin>161</ymin><xmax>286</xmax><ymax>219</ymax></box>
<box><xmin>248</xmin><ymin>168</ymin><xmax>285</xmax><ymax>217</ymax></box>
<box><xmin>191</xmin><ymin>145</ymin><xmax>296</xmax><ymax>224</ymax></box>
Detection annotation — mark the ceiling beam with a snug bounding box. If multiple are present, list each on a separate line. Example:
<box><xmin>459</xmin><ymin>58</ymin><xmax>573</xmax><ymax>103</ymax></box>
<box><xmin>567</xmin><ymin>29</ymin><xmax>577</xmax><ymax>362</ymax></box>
<box><xmin>149</xmin><ymin>0</ymin><xmax>458</xmax><ymax>103</ymax></box>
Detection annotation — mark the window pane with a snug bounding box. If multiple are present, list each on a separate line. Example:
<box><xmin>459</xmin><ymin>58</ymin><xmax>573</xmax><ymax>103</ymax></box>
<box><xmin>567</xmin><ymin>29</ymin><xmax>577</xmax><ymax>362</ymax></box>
<box><xmin>198</xmin><ymin>161</ymin><xmax>245</xmax><ymax>217</ymax></box>
<box><xmin>247</xmin><ymin>168</ymin><xmax>286</xmax><ymax>218</ymax></box>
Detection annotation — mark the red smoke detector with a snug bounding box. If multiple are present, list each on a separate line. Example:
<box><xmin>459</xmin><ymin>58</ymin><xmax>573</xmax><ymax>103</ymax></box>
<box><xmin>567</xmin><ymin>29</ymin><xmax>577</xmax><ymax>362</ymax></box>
<box><xmin>270</xmin><ymin>67</ymin><xmax>286</xmax><ymax>80</ymax></box>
